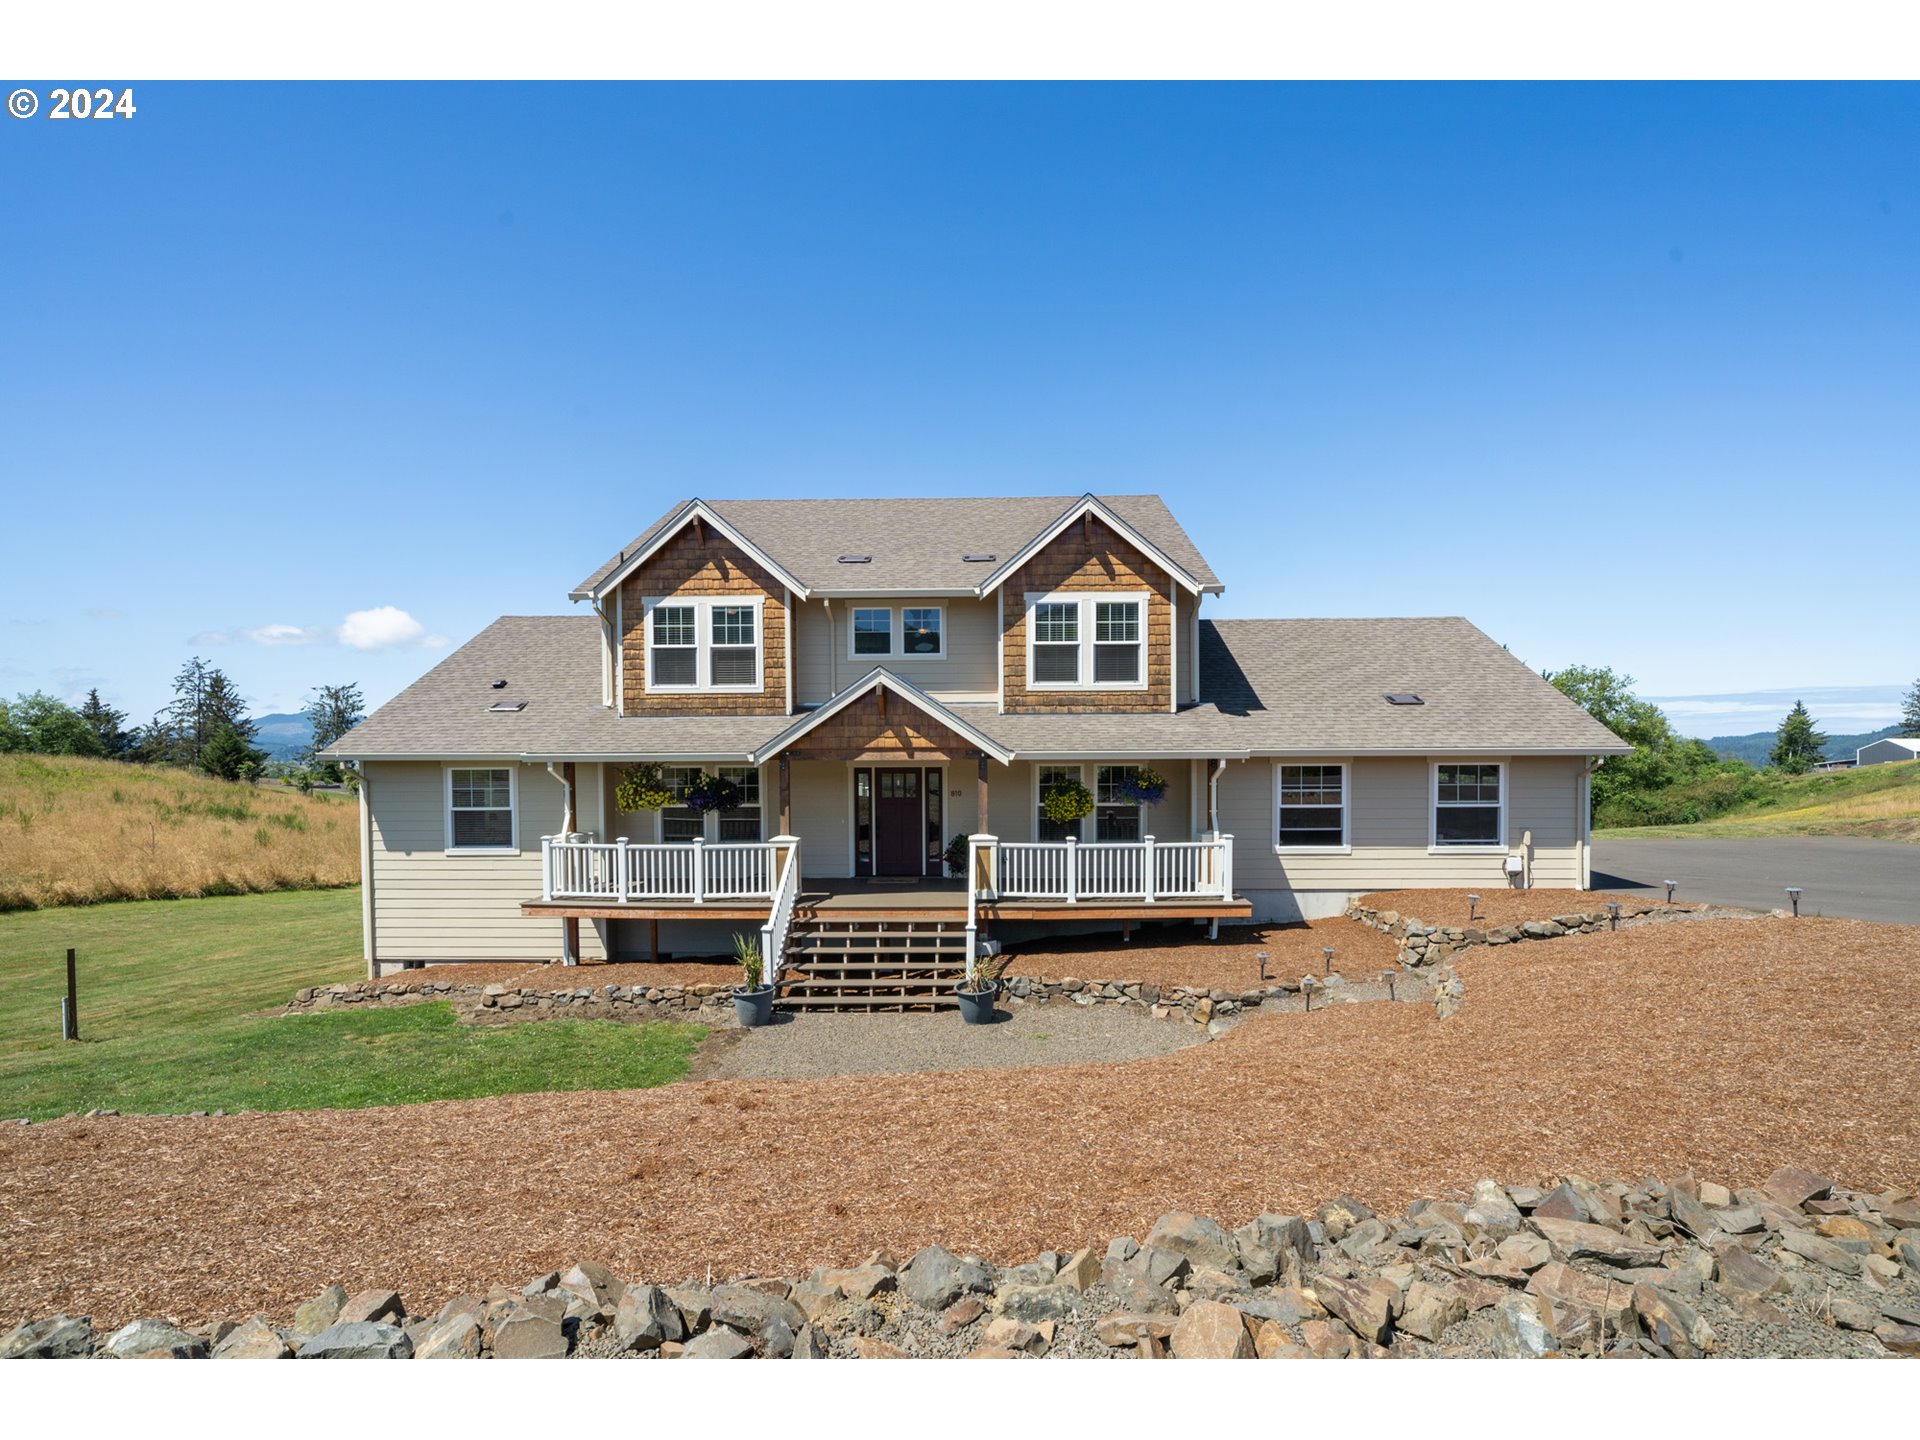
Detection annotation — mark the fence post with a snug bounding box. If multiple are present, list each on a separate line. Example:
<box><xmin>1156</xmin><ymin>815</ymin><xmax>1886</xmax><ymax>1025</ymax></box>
<box><xmin>1065</xmin><ymin>834</ymin><xmax>1079</xmax><ymax>903</ymax></box>
<box><xmin>691</xmin><ymin>837</ymin><xmax>706</xmax><ymax>904</ymax></box>
<box><xmin>63</xmin><ymin>947</ymin><xmax>78</xmax><ymax>1041</ymax></box>
<box><xmin>1142</xmin><ymin>835</ymin><xmax>1157</xmax><ymax>903</ymax></box>
<box><xmin>1219</xmin><ymin>834</ymin><xmax>1235</xmax><ymax>900</ymax></box>
<box><xmin>616</xmin><ymin>838</ymin><xmax>630</xmax><ymax>903</ymax></box>
<box><xmin>541</xmin><ymin>836</ymin><xmax>554</xmax><ymax>901</ymax></box>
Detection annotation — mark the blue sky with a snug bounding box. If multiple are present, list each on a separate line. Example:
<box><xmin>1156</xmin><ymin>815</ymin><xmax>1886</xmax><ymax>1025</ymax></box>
<box><xmin>2</xmin><ymin>82</ymin><xmax>1914</xmax><ymax>736</ymax></box>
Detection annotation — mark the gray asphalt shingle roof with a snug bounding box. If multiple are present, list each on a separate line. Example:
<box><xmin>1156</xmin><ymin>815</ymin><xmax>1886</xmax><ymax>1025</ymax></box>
<box><xmin>328</xmin><ymin>614</ymin><xmax>1628</xmax><ymax>760</ymax></box>
<box><xmin>570</xmin><ymin>494</ymin><xmax>1222</xmax><ymax>597</ymax></box>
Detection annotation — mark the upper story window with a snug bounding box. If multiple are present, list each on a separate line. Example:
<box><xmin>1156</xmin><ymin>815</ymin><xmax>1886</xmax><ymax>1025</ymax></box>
<box><xmin>1025</xmin><ymin>592</ymin><xmax>1149</xmax><ymax>691</ymax></box>
<box><xmin>447</xmin><ymin>766</ymin><xmax>516</xmax><ymax>852</ymax></box>
<box><xmin>852</xmin><ymin>608</ymin><xmax>892</xmax><ymax>656</ymax></box>
<box><xmin>1276</xmin><ymin>763</ymin><xmax>1349</xmax><ymax>851</ymax></box>
<box><xmin>902</xmin><ymin>607</ymin><xmax>943</xmax><ymax>656</ymax></box>
<box><xmin>1432</xmin><ymin>762</ymin><xmax>1505</xmax><ymax>848</ymax></box>
<box><xmin>848</xmin><ymin>605</ymin><xmax>946</xmax><ymax>660</ymax></box>
<box><xmin>643</xmin><ymin>596</ymin><xmax>763</xmax><ymax>692</ymax></box>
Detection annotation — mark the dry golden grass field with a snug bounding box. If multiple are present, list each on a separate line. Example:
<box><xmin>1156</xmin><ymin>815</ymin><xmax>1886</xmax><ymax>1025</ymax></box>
<box><xmin>0</xmin><ymin>754</ymin><xmax>360</xmax><ymax>910</ymax></box>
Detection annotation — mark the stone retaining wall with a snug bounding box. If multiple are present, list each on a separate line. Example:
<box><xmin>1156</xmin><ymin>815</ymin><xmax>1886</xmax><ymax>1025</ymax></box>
<box><xmin>1345</xmin><ymin>900</ymin><xmax>1684</xmax><ymax>968</ymax></box>
<box><xmin>1003</xmin><ymin>967</ymin><xmax>1458</xmax><ymax>1025</ymax></box>
<box><xmin>9</xmin><ymin>1163</ymin><xmax>1914</xmax><ymax>1359</ymax></box>
<box><xmin>287</xmin><ymin>979</ymin><xmax>741</xmax><ymax>1027</ymax></box>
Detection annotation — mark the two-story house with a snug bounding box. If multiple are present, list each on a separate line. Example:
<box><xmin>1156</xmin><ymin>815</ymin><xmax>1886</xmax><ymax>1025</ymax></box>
<box><xmin>328</xmin><ymin>494</ymin><xmax>1627</xmax><ymax>1001</ymax></box>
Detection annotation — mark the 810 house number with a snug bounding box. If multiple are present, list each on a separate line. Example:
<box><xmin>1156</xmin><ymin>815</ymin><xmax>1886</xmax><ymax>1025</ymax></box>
<box><xmin>49</xmin><ymin>88</ymin><xmax>137</xmax><ymax>119</ymax></box>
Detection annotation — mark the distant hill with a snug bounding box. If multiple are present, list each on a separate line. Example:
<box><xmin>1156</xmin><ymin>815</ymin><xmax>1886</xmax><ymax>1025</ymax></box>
<box><xmin>251</xmin><ymin>711</ymin><xmax>315</xmax><ymax>761</ymax></box>
<box><xmin>1708</xmin><ymin>723</ymin><xmax>1900</xmax><ymax>768</ymax></box>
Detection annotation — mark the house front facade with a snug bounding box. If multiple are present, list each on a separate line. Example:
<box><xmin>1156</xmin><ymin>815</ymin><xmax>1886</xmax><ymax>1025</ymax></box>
<box><xmin>329</xmin><ymin>493</ymin><xmax>1628</xmax><ymax>982</ymax></box>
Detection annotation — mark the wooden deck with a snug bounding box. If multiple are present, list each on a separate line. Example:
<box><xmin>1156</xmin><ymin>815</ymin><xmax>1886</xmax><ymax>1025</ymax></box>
<box><xmin>521</xmin><ymin>876</ymin><xmax>1251</xmax><ymax>924</ymax></box>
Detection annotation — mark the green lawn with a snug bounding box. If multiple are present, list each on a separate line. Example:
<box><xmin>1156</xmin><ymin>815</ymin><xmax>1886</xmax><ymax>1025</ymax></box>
<box><xmin>1596</xmin><ymin>758</ymin><xmax>1920</xmax><ymax>843</ymax></box>
<box><xmin>0</xmin><ymin>888</ymin><xmax>703</xmax><ymax>1120</ymax></box>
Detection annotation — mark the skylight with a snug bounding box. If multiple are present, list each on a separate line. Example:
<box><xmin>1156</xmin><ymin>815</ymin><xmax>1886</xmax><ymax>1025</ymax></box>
<box><xmin>488</xmin><ymin>700</ymin><xmax>528</xmax><ymax>713</ymax></box>
<box><xmin>1385</xmin><ymin>693</ymin><xmax>1424</xmax><ymax>706</ymax></box>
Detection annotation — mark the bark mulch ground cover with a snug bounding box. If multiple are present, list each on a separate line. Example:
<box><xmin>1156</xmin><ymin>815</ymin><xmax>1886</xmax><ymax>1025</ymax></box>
<box><xmin>2</xmin><ymin>916</ymin><xmax>1914</xmax><ymax>1330</ymax></box>
<box><xmin>1002</xmin><ymin>917</ymin><xmax>1394</xmax><ymax>991</ymax></box>
<box><xmin>1356</xmin><ymin>887</ymin><xmax>1658</xmax><ymax>928</ymax></box>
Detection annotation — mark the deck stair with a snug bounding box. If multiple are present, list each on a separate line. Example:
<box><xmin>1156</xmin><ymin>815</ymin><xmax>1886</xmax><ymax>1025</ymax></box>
<box><xmin>777</xmin><ymin>910</ymin><xmax>972</xmax><ymax>1012</ymax></box>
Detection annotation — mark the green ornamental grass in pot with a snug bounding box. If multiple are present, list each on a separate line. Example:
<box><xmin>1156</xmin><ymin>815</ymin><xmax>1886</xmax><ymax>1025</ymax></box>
<box><xmin>732</xmin><ymin>932</ymin><xmax>775</xmax><ymax>1027</ymax></box>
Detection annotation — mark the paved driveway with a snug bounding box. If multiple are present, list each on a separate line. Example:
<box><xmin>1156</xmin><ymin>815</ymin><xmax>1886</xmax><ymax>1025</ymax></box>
<box><xmin>1593</xmin><ymin>836</ymin><xmax>1920</xmax><ymax>925</ymax></box>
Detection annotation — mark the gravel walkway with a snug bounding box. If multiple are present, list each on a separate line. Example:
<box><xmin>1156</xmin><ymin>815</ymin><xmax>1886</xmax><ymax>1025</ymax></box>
<box><xmin>688</xmin><ymin>1003</ymin><xmax>1205</xmax><ymax>1082</ymax></box>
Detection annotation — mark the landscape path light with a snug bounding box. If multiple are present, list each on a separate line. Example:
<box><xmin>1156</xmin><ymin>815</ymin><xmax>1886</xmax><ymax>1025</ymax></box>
<box><xmin>1256</xmin><ymin>950</ymin><xmax>1270</xmax><ymax>982</ymax></box>
<box><xmin>1606</xmin><ymin>901</ymin><xmax>1622</xmax><ymax>931</ymax></box>
<box><xmin>1665</xmin><ymin>880</ymin><xmax>1676</xmax><ymax>904</ymax></box>
<box><xmin>1786</xmin><ymin>886</ymin><xmax>1802</xmax><ymax>917</ymax></box>
<box><xmin>1322</xmin><ymin>945</ymin><xmax>1336</xmax><ymax>975</ymax></box>
<box><xmin>1301</xmin><ymin>975</ymin><xmax>1317</xmax><ymax>1012</ymax></box>
<box><xmin>1467</xmin><ymin>893</ymin><xmax>1480</xmax><ymax>923</ymax></box>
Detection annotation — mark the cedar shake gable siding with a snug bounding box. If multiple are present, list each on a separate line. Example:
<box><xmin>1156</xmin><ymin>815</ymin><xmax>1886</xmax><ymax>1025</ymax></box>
<box><xmin>617</xmin><ymin>524</ymin><xmax>789</xmax><ymax>716</ymax></box>
<box><xmin>778</xmin><ymin>691</ymin><xmax>979</xmax><ymax>763</ymax></box>
<box><xmin>1001</xmin><ymin>517</ymin><xmax>1174</xmax><ymax>713</ymax></box>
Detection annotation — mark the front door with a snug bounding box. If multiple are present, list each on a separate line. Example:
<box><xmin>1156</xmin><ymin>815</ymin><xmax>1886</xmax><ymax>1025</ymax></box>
<box><xmin>873</xmin><ymin>767</ymin><xmax>923</xmax><ymax>876</ymax></box>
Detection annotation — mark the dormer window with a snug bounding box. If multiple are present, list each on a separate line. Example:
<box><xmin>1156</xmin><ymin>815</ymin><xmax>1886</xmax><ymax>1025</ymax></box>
<box><xmin>1026</xmin><ymin>592</ymin><xmax>1148</xmax><ymax>691</ymax></box>
<box><xmin>643</xmin><ymin>596</ymin><xmax>763</xmax><ymax>692</ymax></box>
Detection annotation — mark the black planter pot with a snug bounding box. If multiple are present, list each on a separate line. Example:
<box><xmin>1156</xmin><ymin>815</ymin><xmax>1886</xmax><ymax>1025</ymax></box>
<box><xmin>955</xmin><ymin>981</ymin><xmax>1001</xmax><ymax>1025</ymax></box>
<box><xmin>733</xmin><ymin>984</ymin><xmax>776</xmax><ymax>1027</ymax></box>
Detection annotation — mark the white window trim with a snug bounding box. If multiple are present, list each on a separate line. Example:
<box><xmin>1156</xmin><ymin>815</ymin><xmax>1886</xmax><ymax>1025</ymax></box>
<box><xmin>444</xmin><ymin>764</ymin><xmax>518</xmax><ymax>854</ymax></box>
<box><xmin>642</xmin><ymin>595</ymin><xmax>766</xmax><ymax>694</ymax></box>
<box><xmin>653</xmin><ymin>763</ymin><xmax>765</xmax><ymax>843</ymax></box>
<box><xmin>1272</xmin><ymin>760</ymin><xmax>1352</xmax><ymax>855</ymax></box>
<box><xmin>846</xmin><ymin>604</ymin><xmax>948</xmax><ymax>662</ymax></box>
<box><xmin>1030</xmin><ymin>761</ymin><xmax>1154</xmax><ymax>842</ymax></box>
<box><xmin>1428</xmin><ymin>759</ymin><xmax>1509</xmax><ymax>853</ymax></box>
<box><xmin>1023</xmin><ymin>591</ymin><xmax>1150</xmax><ymax>692</ymax></box>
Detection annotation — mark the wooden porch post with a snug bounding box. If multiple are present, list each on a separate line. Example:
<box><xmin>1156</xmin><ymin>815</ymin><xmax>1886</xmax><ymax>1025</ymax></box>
<box><xmin>779</xmin><ymin>752</ymin><xmax>792</xmax><ymax>833</ymax></box>
<box><xmin>976</xmin><ymin>752</ymin><xmax>990</xmax><ymax>834</ymax></box>
<box><xmin>561</xmin><ymin>761</ymin><xmax>577</xmax><ymax>834</ymax></box>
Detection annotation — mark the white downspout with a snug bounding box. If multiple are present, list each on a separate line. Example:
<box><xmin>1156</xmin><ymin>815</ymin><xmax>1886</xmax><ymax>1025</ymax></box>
<box><xmin>349</xmin><ymin>761</ymin><xmax>377</xmax><ymax>980</ymax></box>
<box><xmin>823</xmin><ymin>596</ymin><xmax>835</xmax><ymax>698</ymax></box>
<box><xmin>588</xmin><ymin>595</ymin><xmax>616</xmax><ymax>709</ymax></box>
<box><xmin>1581</xmin><ymin>756</ymin><xmax>1606</xmax><ymax>891</ymax></box>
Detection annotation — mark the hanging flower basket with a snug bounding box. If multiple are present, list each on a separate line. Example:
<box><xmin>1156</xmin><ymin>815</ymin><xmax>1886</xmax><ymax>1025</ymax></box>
<box><xmin>683</xmin><ymin>770</ymin><xmax>745</xmax><ymax>814</ymax></box>
<box><xmin>1040</xmin><ymin>779</ymin><xmax>1094</xmax><ymax>825</ymax></box>
<box><xmin>614</xmin><ymin>763</ymin><xmax>673</xmax><ymax>813</ymax></box>
<box><xmin>1116</xmin><ymin>768</ymin><xmax>1167</xmax><ymax>806</ymax></box>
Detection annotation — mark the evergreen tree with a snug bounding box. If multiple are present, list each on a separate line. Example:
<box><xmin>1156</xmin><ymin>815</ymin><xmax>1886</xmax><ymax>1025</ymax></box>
<box><xmin>199</xmin><ymin>722</ymin><xmax>266</xmax><ymax>782</ymax></box>
<box><xmin>77</xmin><ymin>689</ymin><xmax>132</xmax><ymax>758</ymax></box>
<box><xmin>303</xmin><ymin>681</ymin><xmax>365</xmax><ymax>783</ymax></box>
<box><xmin>166</xmin><ymin>656</ymin><xmax>216</xmax><ymax>766</ymax></box>
<box><xmin>1901</xmin><ymin>677</ymin><xmax>1920</xmax><ymax>739</ymax></box>
<box><xmin>1769</xmin><ymin>701</ymin><xmax>1826</xmax><ymax>773</ymax></box>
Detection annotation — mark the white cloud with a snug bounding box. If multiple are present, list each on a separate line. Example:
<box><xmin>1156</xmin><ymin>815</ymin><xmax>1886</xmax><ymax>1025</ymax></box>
<box><xmin>242</xmin><ymin>623</ymin><xmax>324</xmax><ymax>647</ymax></box>
<box><xmin>338</xmin><ymin>605</ymin><xmax>430</xmax><ymax>652</ymax></box>
<box><xmin>192</xmin><ymin>629</ymin><xmax>233</xmax><ymax>645</ymax></box>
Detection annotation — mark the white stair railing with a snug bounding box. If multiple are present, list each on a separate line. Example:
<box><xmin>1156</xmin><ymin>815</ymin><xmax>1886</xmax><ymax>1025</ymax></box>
<box><xmin>758</xmin><ymin>836</ymin><xmax>802</xmax><ymax>989</ymax></box>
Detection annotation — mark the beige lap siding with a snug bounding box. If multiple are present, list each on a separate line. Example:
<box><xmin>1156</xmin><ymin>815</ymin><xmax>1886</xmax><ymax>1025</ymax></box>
<box><xmin>791</xmin><ymin>596</ymin><xmax>999</xmax><ymax>705</ymax></box>
<box><xmin>1222</xmin><ymin>756</ymin><xmax>1586</xmax><ymax>893</ymax></box>
<box><xmin>616</xmin><ymin>523</ymin><xmax>789</xmax><ymax>717</ymax></box>
<box><xmin>366</xmin><ymin>761</ymin><xmax>607</xmax><ymax>963</ymax></box>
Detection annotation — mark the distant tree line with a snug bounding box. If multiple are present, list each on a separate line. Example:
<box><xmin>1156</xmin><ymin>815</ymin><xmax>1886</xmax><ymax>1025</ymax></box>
<box><xmin>1548</xmin><ymin>666</ymin><xmax>1919</xmax><ymax>827</ymax></box>
<box><xmin>0</xmin><ymin>660</ymin><xmax>364</xmax><ymax>788</ymax></box>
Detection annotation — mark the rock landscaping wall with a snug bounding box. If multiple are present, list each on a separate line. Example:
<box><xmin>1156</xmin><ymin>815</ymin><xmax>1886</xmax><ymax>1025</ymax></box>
<box><xmin>8</xmin><ymin>1165</ymin><xmax>1915</xmax><ymax>1360</ymax></box>
<box><xmin>1346</xmin><ymin>900</ymin><xmax>1687</xmax><ymax>968</ymax></box>
<box><xmin>1002</xmin><ymin>966</ymin><xmax>1460</xmax><ymax>1028</ymax></box>
<box><xmin>286</xmin><ymin>978</ymin><xmax>741</xmax><ymax>1027</ymax></box>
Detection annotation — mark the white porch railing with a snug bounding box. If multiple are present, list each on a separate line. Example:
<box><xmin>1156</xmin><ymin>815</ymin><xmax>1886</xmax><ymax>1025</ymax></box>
<box><xmin>541</xmin><ymin>835</ymin><xmax>779</xmax><ymax>904</ymax></box>
<box><xmin>985</xmin><ymin>833</ymin><xmax>1235</xmax><ymax>904</ymax></box>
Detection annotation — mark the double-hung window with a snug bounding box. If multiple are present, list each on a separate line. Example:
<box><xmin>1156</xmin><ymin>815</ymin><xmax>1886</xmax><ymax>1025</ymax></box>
<box><xmin>1025</xmin><ymin>593</ymin><xmax>1149</xmax><ymax>690</ymax></box>
<box><xmin>901</xmin><ymin>607</ymin><xmax>943</xmax><ymax>656</ymax></box>
<box><xmin>1035</xmin><ymin>763</ymin><xmax>1084</xmax><ymax>842</ymax></box>
<box><xmin>716</xmin><ymin>766</ymin><xmax>762</xmax><ymax>842</ymax></box>
<box><xmin>1276</xmin><ymin>763</ymin><xmax>1348</xmax><ymax>850</ymax></box>
<box><xmin>660</xmin><ymin>765</ymin><xmax>705</xmax><ymax>843</ymax></box>
<box><xmin>852</xmin><ymin>608</ymin><xmax>892</xmax><ymax>657</ymax></box>
<box><xmin>1093</xmin><ymin>765</ymin><xmax>1144</xmax><ymax>842</ymax></box>
<box><xmin>1433</xmin><ymin>762</ymin><xmax>1504</xmax><ymax>848</ymax></box>
<box><xmin>447</xmin><ymin>767</ymin><xmax>515</xmax><ymax>851</ymax></box>
<box><xmin>644</xmin><ymin>597</ymin><xmax>763</xmax><ymax>692</ymax></box>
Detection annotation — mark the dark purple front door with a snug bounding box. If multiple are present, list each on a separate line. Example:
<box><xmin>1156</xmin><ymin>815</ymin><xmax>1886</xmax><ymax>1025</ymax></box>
<box><xmin>873</xmin><ymin>768</ymin><xmax>923</xmax><ymax>876</ymax></box>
